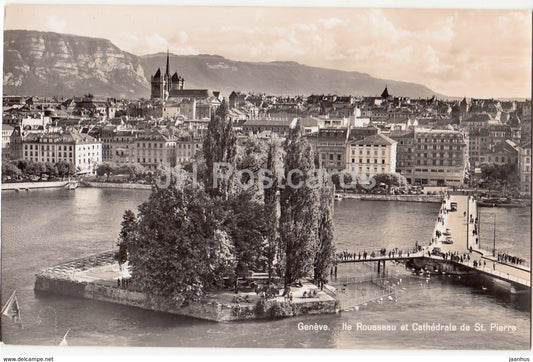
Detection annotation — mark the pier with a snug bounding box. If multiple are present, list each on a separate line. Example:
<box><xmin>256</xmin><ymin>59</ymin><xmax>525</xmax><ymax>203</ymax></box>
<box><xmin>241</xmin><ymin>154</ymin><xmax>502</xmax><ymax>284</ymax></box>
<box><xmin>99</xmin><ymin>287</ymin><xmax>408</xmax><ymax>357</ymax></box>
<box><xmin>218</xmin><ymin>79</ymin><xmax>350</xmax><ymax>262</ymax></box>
<box><xmin>336</xmin><ymin>193</ymin><xmax>531</xmax><ymax>290</ymax></box>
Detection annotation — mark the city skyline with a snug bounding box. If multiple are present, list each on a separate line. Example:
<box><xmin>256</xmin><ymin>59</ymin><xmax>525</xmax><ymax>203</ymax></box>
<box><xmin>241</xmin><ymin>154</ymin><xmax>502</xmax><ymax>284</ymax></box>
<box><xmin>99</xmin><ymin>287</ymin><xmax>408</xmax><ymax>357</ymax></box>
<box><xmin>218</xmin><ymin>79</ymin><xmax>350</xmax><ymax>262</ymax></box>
<box><xmin>4</xmin><ymin>5</ymin><xmax>532</xmax><ymax>99</ymax></box>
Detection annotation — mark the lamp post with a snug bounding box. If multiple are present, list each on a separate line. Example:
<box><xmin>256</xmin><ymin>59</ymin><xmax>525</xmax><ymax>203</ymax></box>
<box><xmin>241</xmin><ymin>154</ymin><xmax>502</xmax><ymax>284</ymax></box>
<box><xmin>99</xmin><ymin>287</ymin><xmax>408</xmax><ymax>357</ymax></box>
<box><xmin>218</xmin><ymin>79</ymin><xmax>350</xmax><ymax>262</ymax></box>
<box><xmin>466</xmin><ymin>196</ymin><xmax>470</xmax><ymax>249</ymax></box>
<box><xmin>492</xmin><ymin>214</ymin><xmax>496</xmax><ymax>257</ymax></box>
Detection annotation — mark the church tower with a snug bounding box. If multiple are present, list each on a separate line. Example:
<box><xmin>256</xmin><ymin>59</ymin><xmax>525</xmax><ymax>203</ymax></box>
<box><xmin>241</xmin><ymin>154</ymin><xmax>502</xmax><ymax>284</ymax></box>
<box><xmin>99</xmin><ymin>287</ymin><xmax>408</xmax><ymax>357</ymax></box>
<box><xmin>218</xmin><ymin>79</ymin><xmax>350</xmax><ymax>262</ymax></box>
<box><xmin>150</xmin><ymin>50</ymin><xmax>184</xmax><ymax>100</ymax></box>
<box><xmin>381</xmin><ymin>85</ymin><xmax>390</xmax><ymax>99</ymax></box>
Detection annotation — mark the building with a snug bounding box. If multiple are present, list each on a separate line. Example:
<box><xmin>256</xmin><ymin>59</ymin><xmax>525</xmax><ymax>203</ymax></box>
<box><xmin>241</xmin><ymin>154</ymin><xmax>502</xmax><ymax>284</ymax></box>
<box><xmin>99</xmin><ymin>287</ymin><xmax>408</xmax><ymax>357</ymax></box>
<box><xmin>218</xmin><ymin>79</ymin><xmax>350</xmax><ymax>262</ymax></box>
<box><xmin>151</xmin><ymin>50</ymin><xmax>184</xmax><ymax>100</ymax></box>
<box><xmin>150</xmin><ymin>50</ymin><xmax>219</xmax><ymax>112</ymax></box>
<box><xmin>100</xmin><ymin>128</ymin><xmax>141</xmax><ymax>165</ymax></box>
<box><xmin>517</xmin><ymin>140</ymin><xmax>531</xmax><ymax>195</ymax></box>
<box><xmin>306</xmin><ymin>127</ymin><xmax>350</xmax><ymax>171</ymax></box>
<box><xmin>175</xmin><ymin>132</ymin><xmax>203</xmax><ymax>164</ymax></box>
<box><xmin>22</xmin><ymin>131</ymin><xmax>102</xmax><ymax>174</ymax></box>
<box><xmin>468</xmin><ymin>128</ymin><xmax>491</xmax><ymax>168</ymax></box>
<box><xmin>348</xmin><ymin>126</ymin><xmax>380</xmax><ymax>142</ymax></box>
<box><xmin>346</xmin><ymin>133</ymin><xmax>397</xmax><ymax>176</ymax></box>
<box><xmin>135</xmin><ymin>130</ymin><xmax>176</xmax><ymax>171</ymax></box>
<box><xmin>479</xmin><ymin>140</ymin><xmax>519</xmax><ymax>166</ymax></box>
<box><xmin>242</xmin><ymin>118</ymin><xmax>295</xmax><ymax>137</ymax></box>
<box><xmin>389</xmin><ymin>130</ymin><xmax>415</xmax><ymax>183</ymax></box>
<box><xmin>2</xmin><ymin>124</ymin><xmax>14</xmax><ymax>159</ymax></box>
<box><xmin>410</xmin><ymin>129</ymin><xmax>468</xmax><ymax>186</ymax></box>
<box><xmin>8</xmin><ymin>126</ymin><xmax>23</xmax><ymax>160</ymax></box>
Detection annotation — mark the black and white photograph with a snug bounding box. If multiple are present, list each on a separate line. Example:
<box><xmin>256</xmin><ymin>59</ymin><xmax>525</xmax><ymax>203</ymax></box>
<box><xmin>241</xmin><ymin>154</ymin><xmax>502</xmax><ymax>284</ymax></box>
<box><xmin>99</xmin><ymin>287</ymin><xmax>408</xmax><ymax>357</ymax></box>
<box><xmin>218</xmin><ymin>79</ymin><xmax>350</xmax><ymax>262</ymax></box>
<box><xmin>0</xmin><ymin>1</ymin><xmax>531</xmax><ymax>359</ymax></box>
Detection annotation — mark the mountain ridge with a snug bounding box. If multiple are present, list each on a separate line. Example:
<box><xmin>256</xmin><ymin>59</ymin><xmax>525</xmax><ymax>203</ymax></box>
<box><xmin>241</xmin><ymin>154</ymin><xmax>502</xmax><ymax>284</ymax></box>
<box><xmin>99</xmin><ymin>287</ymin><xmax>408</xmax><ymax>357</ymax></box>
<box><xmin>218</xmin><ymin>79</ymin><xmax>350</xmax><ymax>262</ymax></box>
<box><xmin>4</xmin><ymin>29</ymin><xmax>443</xmax><ymax>99</ymax></box>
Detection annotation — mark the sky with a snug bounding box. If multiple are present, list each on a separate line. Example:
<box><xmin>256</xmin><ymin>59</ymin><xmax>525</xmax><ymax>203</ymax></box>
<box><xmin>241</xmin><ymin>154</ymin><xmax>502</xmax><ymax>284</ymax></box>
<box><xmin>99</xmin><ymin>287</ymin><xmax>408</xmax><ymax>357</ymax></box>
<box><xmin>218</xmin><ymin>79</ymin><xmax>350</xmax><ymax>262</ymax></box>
<box><xmin>3</xmin><ymin>4</ymin><xmax>532</xmax><ymax>98</ymax></box>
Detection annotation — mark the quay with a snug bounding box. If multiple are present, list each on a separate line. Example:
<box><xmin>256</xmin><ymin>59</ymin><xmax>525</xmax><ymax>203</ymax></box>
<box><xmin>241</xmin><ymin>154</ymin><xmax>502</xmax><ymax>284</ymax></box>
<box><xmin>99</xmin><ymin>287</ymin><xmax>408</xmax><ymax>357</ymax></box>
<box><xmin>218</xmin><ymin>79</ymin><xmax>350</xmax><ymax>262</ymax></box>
<box><xmin>1</xmin><ymin>181</ymin><xmax>68</xmax><ymax>191</ymax></box>
<box><xmin>34</xmin><ymin>252</ymin><xmax>339</xmax><ymax>322</ymax></box>
<box><xmin>336</xmin><ymin>193</ymin><xmax>531</xmax><ymax>291</ymax></box>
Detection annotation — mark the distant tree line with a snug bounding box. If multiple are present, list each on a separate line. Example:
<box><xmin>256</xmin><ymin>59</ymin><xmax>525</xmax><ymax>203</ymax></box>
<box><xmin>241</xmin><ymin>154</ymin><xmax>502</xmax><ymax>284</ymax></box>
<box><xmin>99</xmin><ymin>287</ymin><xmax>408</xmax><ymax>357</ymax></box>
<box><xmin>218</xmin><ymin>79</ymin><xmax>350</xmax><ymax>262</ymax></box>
<box><xmin>2</xmin><ymin>159</ymin><xmax>76</xmax><ymax>182</ymax></box>
<box><xmin>95</xmin><ymin>162</ymin><xmax>149</xmax><ymax>183</ymax></box>
<box><xmin>480</xmin><ymin>163</ymin><xmax>519</xmax><ymax>187</ymax></box>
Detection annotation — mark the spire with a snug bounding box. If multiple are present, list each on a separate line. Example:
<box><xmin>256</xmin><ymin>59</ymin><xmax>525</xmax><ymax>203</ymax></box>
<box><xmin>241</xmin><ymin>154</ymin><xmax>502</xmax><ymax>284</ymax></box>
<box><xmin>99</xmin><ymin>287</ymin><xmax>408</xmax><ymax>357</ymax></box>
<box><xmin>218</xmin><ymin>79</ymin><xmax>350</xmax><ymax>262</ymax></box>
<box><xmin>381</xmin><ymin>85</ymin><xmax>390</xmax><ymax>99</ymax></box>
<box><xmin>165</xmin><ymin>48</ymin><xmax>170</xmax><ymax>77</ymax></box>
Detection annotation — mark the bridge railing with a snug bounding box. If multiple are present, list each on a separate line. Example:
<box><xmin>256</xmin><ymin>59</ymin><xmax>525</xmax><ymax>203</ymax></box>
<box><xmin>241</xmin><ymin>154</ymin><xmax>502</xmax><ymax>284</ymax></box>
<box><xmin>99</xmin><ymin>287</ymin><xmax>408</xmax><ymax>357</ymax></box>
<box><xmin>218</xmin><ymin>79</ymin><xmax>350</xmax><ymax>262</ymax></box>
<box><xmin>336</xmin><ymin>248</ymin><xmax>423</xmax><ymax>262</ymax></box>
<box><xmin>453</xmin><ymin>260</ymin><xmax>531</xmax><ymax>287</ymax></box>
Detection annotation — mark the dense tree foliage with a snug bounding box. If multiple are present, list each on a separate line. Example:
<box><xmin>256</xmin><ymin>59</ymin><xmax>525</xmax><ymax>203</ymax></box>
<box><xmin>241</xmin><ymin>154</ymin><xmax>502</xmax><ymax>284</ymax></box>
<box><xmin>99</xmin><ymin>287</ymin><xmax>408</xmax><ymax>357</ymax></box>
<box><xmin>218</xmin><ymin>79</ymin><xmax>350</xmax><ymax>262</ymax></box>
<box><xmin>223</xmin><ymin>190</ymin><xmax>268</xmax><ymax>291</ymax></box>
<box><xmin>125</xmin><ymin>184</ymin><xmax>234</xmax><ymax>300</ymax></box>
<box><xmin>313</xmin><ymin>176</ymin><xmax>335</xmax><ymax>285</ymax></box>
<box><xmin>372</xmin><ymin>172</ymin><xmax>408</xmax><ymax>188</ymax></box>
<box><xmin>263</xmin><ymin>140</ymin><xmax>281</xmax><ymax>285</ymax></box>
<box><xmin>96</xmin><ymin>163</ymin><xmax>114</xmax><ymax>181</ymax></box>
<box><xmin>118</xmin><ymin>111</ymin><xmax>336</xmax><ymax>301</ymax></box>
<box><xmin>279</xmin><ymin>123</ymin><xmax>320</xmax><ymax>293</ymax></box>
<box><xmin>202</xmin><ymin>100</ymin><xmax>237</xmax><ymax>199</ymax></box>
<box><xmin>2</xmin><ymin>159</ymin><xmax>75</xmax><ymax>181</ymax></box>
<box><xmin>115</xmin><ymin>209</ymin><xmax>137</xmax><ymax>266</ymax></box>
<box><xmin>2</xmin><ymin>161</ymin><xmax>22</xmax><ymax>182</ymax></box>
<box><xmin>481</xmin><ymin>164</ymin><xmax>519</xmax><ymax>186</ymax></box>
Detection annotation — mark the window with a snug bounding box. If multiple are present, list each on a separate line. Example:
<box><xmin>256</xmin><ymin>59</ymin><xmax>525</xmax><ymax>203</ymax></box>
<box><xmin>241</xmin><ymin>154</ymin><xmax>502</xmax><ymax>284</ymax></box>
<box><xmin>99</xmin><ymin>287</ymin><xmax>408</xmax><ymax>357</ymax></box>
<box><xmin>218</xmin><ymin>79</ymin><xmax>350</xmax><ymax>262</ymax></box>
<box><xmin>382</xmin><ymin>159</ymin><xmax>385</xmax><ymax>164</ymax></box>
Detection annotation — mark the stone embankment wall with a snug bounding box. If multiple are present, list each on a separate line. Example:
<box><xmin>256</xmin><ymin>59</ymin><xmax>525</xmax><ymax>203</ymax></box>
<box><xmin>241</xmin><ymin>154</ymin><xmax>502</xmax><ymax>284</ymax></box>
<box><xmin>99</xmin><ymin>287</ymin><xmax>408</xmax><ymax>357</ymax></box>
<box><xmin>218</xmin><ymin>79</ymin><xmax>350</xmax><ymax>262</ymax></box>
<box><xmin>82</xmin><ymin>182</ymin><xmax>152</xmax><ymax>190</ymax></box>
<box><xmin>2</xmin><ymin>181</ymin><xmax>68</xmax><ymax>190</ymax></box>
<box><xmin>342</xmin><ymin>193</ymin><xmax>442</xmax><ymax>203</ymax></box>
<box><xmin>35</xmin><ymin>252</ymin><xmax>338</xmax><ymax>322</ymax></box>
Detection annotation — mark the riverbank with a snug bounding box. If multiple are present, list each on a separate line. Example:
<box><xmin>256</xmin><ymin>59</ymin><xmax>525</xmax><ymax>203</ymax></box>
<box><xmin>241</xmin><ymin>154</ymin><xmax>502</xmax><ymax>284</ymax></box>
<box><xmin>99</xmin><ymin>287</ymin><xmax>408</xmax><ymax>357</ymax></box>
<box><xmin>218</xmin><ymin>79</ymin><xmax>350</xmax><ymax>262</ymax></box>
<box><xmin>339</xmin><ymin>193</ymin><xmax>442</xmax><ymax>203</ymax></box>
<box><xmin>34</xmin><ymin>252</ymin><xmax>340</xmax><ymax>322</ymax></box>
<box><xmin>81</xmin><ymin>181</ymin><xmax>152</xmax><ymax>190</ymax></box>
<box><xmin>1</xmin><ymin>181</ymin><xmax>68</xmax><ymax>191</ymax></box>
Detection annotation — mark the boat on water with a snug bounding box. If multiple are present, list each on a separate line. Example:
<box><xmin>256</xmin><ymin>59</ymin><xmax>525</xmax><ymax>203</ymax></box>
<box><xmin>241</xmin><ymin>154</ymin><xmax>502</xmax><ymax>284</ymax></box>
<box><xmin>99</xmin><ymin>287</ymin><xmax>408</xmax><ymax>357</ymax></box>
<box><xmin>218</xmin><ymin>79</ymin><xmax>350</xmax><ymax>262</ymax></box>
<box><xmin>334</xmin><ymin>194</ymin><xmax>343</xmax><ymax>201</ymax></box>
<box><xmin>65</xmin><ymin>181</ymin><xmax>78</xmax><ymax>190</ymax></box>
<box><xmin>478</xmin><ymin>197</ymin><xmax>530</xmax><ymax>208</ymax></box>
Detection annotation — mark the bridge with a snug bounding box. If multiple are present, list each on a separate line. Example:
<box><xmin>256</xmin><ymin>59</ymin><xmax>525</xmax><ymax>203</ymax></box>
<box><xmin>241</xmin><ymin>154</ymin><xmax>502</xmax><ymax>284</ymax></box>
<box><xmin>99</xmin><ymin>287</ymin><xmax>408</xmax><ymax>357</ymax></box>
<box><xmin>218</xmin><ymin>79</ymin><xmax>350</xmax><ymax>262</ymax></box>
<box><xmin>336</xmin><ymin>193</ymin><xmax>531</xmax><ymax>290</ymax></box>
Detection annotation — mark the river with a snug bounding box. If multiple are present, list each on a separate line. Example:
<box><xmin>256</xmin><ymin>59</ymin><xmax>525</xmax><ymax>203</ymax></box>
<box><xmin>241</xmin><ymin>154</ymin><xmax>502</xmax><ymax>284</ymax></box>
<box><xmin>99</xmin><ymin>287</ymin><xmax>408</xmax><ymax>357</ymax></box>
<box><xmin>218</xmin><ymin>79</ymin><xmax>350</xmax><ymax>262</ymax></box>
<box><xmin>1</xmin><ymin>188</ymin><xmax>530</xmax><ymax>349</ymax></box>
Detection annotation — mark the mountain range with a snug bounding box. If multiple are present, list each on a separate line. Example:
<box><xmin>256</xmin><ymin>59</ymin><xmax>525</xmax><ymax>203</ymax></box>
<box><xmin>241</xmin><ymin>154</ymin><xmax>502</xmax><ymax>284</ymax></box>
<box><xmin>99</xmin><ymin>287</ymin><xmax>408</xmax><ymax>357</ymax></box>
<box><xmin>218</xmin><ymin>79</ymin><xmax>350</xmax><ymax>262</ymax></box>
<box><xmin>4</xmin><ymin>30</ymin><xmax>441</xmax><ymax>99</ymax></box>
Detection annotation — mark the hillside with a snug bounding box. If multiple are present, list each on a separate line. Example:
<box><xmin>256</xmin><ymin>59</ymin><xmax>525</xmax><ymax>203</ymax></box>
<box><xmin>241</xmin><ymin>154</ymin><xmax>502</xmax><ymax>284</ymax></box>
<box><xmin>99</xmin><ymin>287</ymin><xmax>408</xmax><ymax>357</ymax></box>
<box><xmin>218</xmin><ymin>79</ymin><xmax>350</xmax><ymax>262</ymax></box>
<box><xmin>4</xmin><ymin>30</ymin><xmax>441</xmax><ymax>99</ymax></box>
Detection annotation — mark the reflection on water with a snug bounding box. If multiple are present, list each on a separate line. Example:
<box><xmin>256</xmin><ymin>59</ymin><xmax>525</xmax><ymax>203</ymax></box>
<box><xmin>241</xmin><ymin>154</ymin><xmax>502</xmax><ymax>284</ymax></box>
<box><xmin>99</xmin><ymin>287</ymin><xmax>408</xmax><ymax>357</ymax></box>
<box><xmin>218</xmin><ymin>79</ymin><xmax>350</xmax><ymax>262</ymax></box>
<box><xmin>1</xmin><ymin>188</ymin><xmax>530</xmax><ymax>349</ymax></box>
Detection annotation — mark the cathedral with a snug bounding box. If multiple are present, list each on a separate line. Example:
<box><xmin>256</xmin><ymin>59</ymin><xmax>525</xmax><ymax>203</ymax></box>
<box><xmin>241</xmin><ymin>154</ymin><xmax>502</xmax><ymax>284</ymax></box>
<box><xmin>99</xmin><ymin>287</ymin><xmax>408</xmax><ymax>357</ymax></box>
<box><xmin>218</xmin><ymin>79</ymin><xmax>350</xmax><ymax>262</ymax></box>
<box><xmin>150</xmin><ymin>50</ymin><xmax>185</xmax><ymax>101</ymax></box>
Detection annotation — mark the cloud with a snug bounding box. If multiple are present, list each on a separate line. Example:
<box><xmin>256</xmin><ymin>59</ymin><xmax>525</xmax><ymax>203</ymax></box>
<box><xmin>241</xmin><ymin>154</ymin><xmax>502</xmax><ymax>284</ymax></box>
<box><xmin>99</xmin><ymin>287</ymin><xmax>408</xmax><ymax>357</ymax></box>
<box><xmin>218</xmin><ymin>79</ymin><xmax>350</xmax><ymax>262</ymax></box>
<box><xmin>45</xmin><ymin>15</ymin><xmax>67</xmax><ymax>33</ymax></box>
<box><xmin>115</xmin><ymin>32</ymin><xmax>197</xmax><ymax>55</ymax></box>
<box><xmin>319</xmin><ymin>17</ymin><xmax>346</xmax><ymax>29</ymax></box>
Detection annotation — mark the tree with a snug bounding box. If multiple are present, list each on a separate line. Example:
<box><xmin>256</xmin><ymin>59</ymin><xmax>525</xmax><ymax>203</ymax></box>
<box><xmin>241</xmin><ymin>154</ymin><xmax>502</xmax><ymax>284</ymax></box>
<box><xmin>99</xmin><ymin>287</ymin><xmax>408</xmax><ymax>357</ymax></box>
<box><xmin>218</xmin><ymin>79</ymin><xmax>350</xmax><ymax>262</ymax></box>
<box><xmin>55</xmin><ymin>161</ymin><xmax>76</xmax><ymax>179</ymax></box>
<box><xmin>372</xmin><ymin>172</ymin><xmax>408</xmax><ymax>188</ymax></box>
<box><xmin>313</xmin><ymin>176</ymin><xmax>335</xmax><ymax>286</ymax></box>
<box><xmin>263</xmin><ymin>140</ymin><xmax>281</xmax><ymax>286</ymax></box>
<box><xmin>223</xmin><ymin>190</ymin><xmax>268</xmax><ymax>292</ymax></box>
<box><xmin>236</xmin><ymin>136</ymin><xmax>266</xmax><ymax>191</ymax></box>
<box><xmin>126</xmin><ymin>183</ymin><xmax>234</xmax><ymax>300</ymax></box>
<box><xmin>26</xmin><ymin>162</ymin><xmax>47</xmax><ymax>180</ymax></box>
<box><xmin>202</xmin><ymin>100</ymin><xmax>237</xmax><ymax>199</ymax></box>
<box><xmin>279</xmin><ymin>123</ymin><xmax>319</xmax><ymax>294</ymax></box>
<box><xmin>119</xmin><ymin>163</ymin><xmax>146</xmax><ymax>182</ymax></box>
<box><xmin>96</xmin><ymin>163</ymin><xmax>115</xmax><ymax>182</ymax></box>
<box><xmin>481</xmin><ymin>164</ymin><xmax>519</xmax><ymax>187</ymax></box>
<box><xmin>2</xmin><ymin>161</ymin><xmax>22</xmax><ymax>182</ymax></box>
<box><xmin>115</xmin><ymin>210</ymin><xmax>137</xmax><ymax>266</ymax></box>
<box><xmin>44</xmin><ymin>162</ymin><xmax>57</xmax><ymax>179</ymax></box>
<box><xmin>331</xmin><ymin>172</ymin><xmax>354</xmax><ymax>190</ymax></box>
<box><xmin>17</xmin><ymin>160</ymin><xmax>33</xmax><ymax>176</ymax></box>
